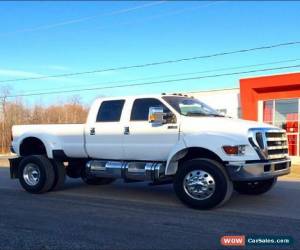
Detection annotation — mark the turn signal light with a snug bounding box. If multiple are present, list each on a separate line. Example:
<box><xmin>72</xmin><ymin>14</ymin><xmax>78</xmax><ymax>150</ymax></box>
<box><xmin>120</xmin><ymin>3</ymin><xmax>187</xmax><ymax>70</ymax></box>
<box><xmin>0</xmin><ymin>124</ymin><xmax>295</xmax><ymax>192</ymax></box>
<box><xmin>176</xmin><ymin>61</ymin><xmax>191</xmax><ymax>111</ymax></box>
<box><xmin>223</xmin><ymin>146</ymin><xmax>239</xmax><ymax>155</ymax></box>
<box><xmin>149</xmin><ymin>114</ymin><xmax>156</xmax><ymax>122</ymax></box>
<box><xmin>222</xmin><ymin>145</ymin><xmax>246</xmax><ymax>155</ymax></box>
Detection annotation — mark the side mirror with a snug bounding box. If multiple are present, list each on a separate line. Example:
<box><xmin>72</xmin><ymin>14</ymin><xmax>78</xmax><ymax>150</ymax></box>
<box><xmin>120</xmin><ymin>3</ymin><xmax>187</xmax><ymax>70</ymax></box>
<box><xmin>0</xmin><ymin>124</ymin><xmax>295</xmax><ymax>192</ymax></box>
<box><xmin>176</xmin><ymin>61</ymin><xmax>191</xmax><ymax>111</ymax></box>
<box><xmin>148</xmin><ymin>107</ymin><xmax>165</xmax><ymax>125</ymax></box>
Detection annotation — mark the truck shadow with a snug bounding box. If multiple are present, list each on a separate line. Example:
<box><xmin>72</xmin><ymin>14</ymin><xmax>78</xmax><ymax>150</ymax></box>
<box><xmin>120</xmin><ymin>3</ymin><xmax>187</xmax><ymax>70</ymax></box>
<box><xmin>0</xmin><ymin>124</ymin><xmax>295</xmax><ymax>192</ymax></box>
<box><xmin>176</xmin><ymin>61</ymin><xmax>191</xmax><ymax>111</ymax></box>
<box><xmin>62</xmin><ymin>176</ymin><xmax>300</xmax><ymax>216</ymax></box>
<box><xmin>1</xmin><ymin>166</ymin><xmax>299</xmax><ymax>216</ymax></box>
<box><xmin>63</xmin><ymin>177</ymin><xmax>181</xmax><ymax>206</ymax></box>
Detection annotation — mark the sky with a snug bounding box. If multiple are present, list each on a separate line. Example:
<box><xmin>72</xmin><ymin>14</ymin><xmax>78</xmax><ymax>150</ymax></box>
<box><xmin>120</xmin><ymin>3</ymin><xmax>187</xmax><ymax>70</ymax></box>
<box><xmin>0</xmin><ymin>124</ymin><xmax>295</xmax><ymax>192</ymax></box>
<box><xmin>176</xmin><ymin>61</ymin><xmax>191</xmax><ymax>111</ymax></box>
<box><xmin>0</xmin><ymin>1</ymin><xmax>300</xmax><ymax>106</ymax></box>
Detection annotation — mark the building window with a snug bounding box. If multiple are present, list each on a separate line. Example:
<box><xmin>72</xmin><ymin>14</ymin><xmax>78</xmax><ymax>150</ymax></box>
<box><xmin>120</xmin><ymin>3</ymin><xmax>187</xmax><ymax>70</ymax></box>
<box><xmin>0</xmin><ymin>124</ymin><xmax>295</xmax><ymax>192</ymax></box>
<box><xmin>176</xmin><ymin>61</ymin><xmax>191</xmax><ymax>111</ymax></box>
<box><xmin>238</xmin><ymin>107</ymin><xmax>242</xmax><ymax>118</ymax></box>
<box><xmin>262</xmin><ymin>98</ymin><xmax>299</xmax><ymax>156</ymax></box>
<box><xmin>274</xmin><ymin>99</ymin><xmax>298</xmax><ymax>131</ymax></box>
<box><xmin>263</xmin><ymin>100</ymin><xmax>273</xmax><ymax>124</ymax></box>
<box><xmin>288</xmin><ymin>134</ymin><xmax>298</xmax><ymax>156</ymax></box>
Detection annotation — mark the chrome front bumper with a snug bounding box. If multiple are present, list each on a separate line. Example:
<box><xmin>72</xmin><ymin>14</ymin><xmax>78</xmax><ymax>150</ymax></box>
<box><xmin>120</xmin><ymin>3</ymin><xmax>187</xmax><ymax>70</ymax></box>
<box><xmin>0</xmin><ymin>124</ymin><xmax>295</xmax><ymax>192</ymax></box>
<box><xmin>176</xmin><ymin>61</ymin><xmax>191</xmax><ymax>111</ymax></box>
<box><xmin>226</xmin><ymin>158</ymin><xmax>291</xmax><ymax>181</ymax></box>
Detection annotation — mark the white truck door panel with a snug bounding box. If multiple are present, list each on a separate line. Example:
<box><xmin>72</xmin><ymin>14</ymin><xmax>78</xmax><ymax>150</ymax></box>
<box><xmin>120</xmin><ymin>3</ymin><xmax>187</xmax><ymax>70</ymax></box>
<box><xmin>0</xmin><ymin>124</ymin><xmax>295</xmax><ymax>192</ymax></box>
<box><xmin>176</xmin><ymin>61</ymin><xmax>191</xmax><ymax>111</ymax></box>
<box><xmin>123</xmin><ymin>98</ymin><xmax>179</xmax><ymax>161</ymax></box>
<box><xmin>85</xmin><ymin>100</ymin><xmax>125</xmax><ymax>159</ymax></box>
<box><xmin>124</xmin><ymin>122</ymin><xmax>179</xmax><ymax>161</ymax></box>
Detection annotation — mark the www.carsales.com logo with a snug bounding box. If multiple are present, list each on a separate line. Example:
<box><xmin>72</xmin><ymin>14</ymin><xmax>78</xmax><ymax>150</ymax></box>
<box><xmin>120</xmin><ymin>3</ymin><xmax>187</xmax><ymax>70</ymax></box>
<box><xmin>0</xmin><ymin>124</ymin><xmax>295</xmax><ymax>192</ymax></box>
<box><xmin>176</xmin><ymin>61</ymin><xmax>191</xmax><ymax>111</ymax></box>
<box><xmin>220</xmin><ymin>235</ymin><xmax>293</xmax><ymax>247</ymax></box>
<box><xmin>220</xmin><ymin>235</ymin><xmax>246</xmax><ymax>246</ymax></box>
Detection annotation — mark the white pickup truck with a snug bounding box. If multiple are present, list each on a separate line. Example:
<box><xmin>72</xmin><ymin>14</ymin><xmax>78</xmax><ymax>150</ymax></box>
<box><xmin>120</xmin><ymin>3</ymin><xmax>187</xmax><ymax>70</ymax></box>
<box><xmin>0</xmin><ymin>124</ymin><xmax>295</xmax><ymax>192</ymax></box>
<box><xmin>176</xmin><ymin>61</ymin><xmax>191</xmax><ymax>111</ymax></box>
<box><xmin>10</xmin><ymin>94</ymin><xmax>291</xmax><ymax>209</ymax></box>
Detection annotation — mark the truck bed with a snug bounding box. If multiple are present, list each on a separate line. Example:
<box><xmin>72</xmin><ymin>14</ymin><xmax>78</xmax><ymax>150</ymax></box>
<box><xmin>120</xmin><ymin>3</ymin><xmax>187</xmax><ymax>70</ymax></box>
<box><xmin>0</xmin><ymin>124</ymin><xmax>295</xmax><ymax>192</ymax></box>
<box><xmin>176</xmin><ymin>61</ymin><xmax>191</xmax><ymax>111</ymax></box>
<box><xmin>12</xmin><ymin>124</ymin><xmax>88</xmax><ymax>158</ymax></box>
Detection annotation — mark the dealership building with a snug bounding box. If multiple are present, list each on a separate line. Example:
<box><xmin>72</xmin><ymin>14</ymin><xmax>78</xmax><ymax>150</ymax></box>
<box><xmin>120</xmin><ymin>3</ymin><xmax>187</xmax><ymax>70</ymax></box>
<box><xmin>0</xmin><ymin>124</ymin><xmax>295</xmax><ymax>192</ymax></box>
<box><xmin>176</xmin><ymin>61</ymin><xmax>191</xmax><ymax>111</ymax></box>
<box><xmin>189</xmin><ymin>72</ymin><xmax>300</xmax><ymax>161</ymax></box>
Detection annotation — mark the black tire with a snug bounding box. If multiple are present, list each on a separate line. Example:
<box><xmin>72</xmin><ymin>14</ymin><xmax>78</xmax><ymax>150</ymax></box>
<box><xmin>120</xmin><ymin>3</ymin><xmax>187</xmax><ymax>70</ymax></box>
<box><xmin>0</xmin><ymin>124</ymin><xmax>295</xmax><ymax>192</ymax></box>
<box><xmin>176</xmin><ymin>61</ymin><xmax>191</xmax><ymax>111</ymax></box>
<box><xmin>233</xmin><ymin>178</ymin><xmax>277</xmax><ymax>195</ymax></box>
<box><xmin>18</xmin><ymin>155</ymin><xmax>55</xmax><ymax>194</ymax></box>
<box><xmin>50</xmin><ymin>160</ymin><xmax>66</xmax><ymax>191</ymax></box>
<box><xmin>174</xmin><ymin>158</ymin><xmax>233</xmax><ymax>210</ymax></box>
<box><xmin>66</xmin><ymin>162</ymin><xmax>83</xmax><ymax>178</ymax></box>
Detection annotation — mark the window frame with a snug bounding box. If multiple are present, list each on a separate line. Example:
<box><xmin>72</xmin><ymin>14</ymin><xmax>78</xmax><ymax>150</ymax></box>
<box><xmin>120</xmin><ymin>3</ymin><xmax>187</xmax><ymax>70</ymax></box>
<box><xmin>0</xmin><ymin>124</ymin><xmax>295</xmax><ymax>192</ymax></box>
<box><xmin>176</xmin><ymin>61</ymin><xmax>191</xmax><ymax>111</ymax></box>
<box><xmin>96</xmin><ymin>99</ymin><xmax>125</xmax><ymax>123</ymax></box>
<box><xmin>130</xmin><ymin>97</ymin><xmax>173</xmax><ymax>122</ymax></box>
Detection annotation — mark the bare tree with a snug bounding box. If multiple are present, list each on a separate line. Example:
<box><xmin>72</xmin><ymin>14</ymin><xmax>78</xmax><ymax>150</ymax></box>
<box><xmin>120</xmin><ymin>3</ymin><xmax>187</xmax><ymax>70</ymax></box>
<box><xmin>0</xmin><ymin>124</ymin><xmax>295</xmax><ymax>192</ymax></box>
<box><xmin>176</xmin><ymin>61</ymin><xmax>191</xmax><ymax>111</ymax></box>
<box><xmin>0</xmin><ymin>90</ymin><xmax>88</xmax><ymax>153</ymax></box>
<box><xmin>0</xmin><ymin>86</ymin><xmax>11</xmax><ymax>153</ymax></box>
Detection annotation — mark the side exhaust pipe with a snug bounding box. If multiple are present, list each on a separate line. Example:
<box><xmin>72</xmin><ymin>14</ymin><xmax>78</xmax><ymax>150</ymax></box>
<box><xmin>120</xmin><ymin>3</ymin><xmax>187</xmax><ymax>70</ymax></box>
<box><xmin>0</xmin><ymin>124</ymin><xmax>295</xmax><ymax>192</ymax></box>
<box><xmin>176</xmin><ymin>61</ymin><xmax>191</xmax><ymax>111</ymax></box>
<box><xmin>85</xmin><ymin>160</ymin><xmax>166</xmax><ymax>182</ymax></box>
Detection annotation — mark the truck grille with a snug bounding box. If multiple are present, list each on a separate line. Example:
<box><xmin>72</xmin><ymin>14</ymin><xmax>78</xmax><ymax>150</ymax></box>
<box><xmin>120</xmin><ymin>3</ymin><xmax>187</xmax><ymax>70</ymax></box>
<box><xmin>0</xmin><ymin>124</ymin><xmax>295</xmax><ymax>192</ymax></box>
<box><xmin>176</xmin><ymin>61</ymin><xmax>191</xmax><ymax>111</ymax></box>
<box><xmin>249</xmin><ymin>129</ymin><xmax>289</xmax><ymax>160</ymax></box>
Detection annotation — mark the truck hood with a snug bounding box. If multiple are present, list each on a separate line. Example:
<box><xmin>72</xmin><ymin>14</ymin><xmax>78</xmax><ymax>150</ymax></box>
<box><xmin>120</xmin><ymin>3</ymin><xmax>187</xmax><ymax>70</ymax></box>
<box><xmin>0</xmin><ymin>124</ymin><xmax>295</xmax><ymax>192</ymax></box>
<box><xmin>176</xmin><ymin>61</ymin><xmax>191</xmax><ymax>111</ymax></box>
<box><xmin>180</xmin><ymin>116</ymin><xmax>278</xmax><ymax>137</ymax></box>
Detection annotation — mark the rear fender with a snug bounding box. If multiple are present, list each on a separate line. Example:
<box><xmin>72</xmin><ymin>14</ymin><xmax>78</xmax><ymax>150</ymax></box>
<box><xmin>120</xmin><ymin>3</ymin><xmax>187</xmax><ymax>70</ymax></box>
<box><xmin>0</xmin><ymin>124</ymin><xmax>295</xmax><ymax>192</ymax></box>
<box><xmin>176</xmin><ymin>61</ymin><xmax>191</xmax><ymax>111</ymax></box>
<box><xmin>17</xmin><ymin>133</ymin><xmax>63</xmax><ymax>159</ymax></box>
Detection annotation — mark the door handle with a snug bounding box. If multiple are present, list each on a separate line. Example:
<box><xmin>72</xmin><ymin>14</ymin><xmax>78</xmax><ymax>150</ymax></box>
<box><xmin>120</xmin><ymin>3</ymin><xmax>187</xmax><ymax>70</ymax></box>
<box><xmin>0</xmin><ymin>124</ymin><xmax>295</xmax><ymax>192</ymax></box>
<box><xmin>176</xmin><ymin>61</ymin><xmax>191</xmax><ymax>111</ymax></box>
<box><xmin>124</xmin><ymin>126</ymin><xmax>130</xmax><ymax>135</ymax></box>
<box><xmin>90</xmin><ymin>127</ymin><xmax>95</xmax><ymax>135</ymax></box>
<box><xmin>167</xmin><ymin>125</ymin><xmax>178</xmax><ymax>129</ymax></box>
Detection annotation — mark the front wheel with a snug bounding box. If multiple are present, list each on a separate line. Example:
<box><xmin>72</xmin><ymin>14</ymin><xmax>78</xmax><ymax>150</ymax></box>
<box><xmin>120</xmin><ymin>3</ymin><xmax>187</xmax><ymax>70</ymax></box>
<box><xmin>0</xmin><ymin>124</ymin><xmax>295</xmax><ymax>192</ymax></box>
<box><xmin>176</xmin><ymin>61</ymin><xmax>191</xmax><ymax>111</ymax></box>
<box><xmin>174</xmin><ymin>158</ymin><xmax>233</xmax><ymax>210</ymax></box>
<box><xmin>233</xmin><ymin>178</ymin><xmax>277</xmax><ymax>195</ymax></box>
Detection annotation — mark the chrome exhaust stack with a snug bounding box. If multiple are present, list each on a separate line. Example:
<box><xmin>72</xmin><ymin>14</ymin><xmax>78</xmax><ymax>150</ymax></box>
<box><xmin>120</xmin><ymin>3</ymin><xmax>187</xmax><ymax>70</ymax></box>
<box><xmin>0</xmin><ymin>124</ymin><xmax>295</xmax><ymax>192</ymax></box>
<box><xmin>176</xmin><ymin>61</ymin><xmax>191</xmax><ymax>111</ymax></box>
<box><xmin>86</xmin><ymin>160</ymin><xmax>166</xmax><ymax>182</ymax></box>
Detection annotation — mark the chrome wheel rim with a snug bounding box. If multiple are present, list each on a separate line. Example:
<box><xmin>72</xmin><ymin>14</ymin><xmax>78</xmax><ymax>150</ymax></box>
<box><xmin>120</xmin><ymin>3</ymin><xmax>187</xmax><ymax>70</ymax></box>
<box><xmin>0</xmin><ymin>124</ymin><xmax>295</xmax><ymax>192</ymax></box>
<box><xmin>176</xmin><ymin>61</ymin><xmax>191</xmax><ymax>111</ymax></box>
<box><xmin>23</xmin><ymin>163</ymin><xmax>40</xmax><ymax>186</ymax></box>
<box><xmin>183</xmin><ymin>170</ymin><xmax>215</xmax><ymax>200</ymax></box>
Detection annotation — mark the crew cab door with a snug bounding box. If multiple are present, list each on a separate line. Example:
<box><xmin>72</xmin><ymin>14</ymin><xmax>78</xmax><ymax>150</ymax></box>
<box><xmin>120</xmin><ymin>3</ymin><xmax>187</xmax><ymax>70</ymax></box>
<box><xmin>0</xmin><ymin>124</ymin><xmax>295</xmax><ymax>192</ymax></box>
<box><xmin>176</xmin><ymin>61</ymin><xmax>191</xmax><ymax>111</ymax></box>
<box><xmin>85</xmin><ymin>99</ymin><xmax>125</xmax><ymax>159</ymax></box>
<box><xmin>123</xmin><ymin>98</ymin><xmax>179</xmax><ymax>161</ymax></box>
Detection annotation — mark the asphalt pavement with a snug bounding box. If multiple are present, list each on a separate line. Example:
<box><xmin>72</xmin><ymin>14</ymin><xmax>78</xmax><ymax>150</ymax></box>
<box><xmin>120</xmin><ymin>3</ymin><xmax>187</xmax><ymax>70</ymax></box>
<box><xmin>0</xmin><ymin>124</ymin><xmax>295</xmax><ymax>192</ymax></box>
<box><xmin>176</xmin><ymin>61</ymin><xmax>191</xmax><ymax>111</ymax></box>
<box><xmin>0</xmin><ymin>165</ymin><xmax>299</xmax><ymax>250</ymax></box>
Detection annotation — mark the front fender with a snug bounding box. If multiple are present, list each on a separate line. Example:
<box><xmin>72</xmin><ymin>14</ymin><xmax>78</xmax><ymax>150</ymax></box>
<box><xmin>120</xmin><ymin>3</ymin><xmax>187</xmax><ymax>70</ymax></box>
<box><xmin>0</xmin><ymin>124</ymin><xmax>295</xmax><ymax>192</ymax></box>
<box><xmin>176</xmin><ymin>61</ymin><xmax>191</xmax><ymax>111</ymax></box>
<box><xmin>165</xmin><ymin>132</ymin><xmax>259</xmax><ymax>175</ymax></box>
<box><xmin>165</xmin><ymin>139</ymin><xmax>188</xmax><ymax>175</ymax></box>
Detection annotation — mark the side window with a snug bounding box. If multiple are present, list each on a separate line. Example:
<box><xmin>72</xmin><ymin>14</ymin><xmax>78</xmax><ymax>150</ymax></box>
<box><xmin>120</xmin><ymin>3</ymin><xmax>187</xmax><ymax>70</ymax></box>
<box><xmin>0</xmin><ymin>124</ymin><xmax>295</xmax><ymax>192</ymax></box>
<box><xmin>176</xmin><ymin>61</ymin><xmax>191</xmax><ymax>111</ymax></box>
<box><xmin>130</xmin><ymin>98</ymin><xmax>171</xmax><ymax>121</ymax></box>
<box><xmin>96</xmin><ymin>100</ymin><xmax>125</xmax><ymax>122</ymax></box>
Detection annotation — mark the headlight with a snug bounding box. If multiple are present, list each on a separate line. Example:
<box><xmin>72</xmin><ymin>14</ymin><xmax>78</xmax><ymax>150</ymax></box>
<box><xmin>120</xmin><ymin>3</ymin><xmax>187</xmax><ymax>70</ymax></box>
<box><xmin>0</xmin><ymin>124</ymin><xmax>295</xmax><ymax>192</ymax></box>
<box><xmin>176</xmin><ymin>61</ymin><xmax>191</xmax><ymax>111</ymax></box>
<box><xmin>222</xmin><ymin>145</ymin><xmax>246</xmax><ymax>155</ymax></box>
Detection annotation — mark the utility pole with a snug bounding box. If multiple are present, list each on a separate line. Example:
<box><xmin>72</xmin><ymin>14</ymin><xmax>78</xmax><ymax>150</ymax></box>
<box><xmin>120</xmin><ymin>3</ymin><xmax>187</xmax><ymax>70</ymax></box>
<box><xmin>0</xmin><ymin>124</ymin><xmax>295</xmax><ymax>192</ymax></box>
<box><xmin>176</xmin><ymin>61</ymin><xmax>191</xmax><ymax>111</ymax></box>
<box><xmin>0</xmin><ymin>96</ymin><xmax>6</xmax><ymax>153</ymax></box>
<box><xmin>0</xmin><ymin>86</ymin><xmax>10</xmax><ymax>153</ymax></box>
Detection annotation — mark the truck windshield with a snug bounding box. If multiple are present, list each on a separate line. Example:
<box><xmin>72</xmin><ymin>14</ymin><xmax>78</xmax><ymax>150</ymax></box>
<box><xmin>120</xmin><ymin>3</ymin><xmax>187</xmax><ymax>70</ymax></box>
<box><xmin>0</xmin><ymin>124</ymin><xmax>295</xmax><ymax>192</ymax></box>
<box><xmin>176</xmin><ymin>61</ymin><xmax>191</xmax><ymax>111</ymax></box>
<box><xmin>162</xmin><ymin>96</ymin><xmax>224</xmax><ymax>117</ymax></box>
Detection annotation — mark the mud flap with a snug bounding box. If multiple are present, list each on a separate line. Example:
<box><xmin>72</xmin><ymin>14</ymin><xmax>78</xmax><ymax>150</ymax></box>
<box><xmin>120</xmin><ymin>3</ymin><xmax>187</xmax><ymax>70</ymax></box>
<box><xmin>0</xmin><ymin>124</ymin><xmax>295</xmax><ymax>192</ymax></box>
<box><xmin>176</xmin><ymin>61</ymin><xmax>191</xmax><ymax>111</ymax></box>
<box><xmin>9</xmin><ymin>157</ymin><xmax>23</xmax><ymax>179</ymax></box>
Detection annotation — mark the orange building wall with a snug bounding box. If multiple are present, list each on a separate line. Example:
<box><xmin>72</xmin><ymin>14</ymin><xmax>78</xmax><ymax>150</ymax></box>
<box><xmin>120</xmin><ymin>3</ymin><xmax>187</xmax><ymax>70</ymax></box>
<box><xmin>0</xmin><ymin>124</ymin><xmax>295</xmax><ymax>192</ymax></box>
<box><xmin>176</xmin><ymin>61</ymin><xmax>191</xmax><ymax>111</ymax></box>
<box><xmin>240</xmin><ymin>72</ymin><xmax>300</xmax><ymax>121</ymax></box>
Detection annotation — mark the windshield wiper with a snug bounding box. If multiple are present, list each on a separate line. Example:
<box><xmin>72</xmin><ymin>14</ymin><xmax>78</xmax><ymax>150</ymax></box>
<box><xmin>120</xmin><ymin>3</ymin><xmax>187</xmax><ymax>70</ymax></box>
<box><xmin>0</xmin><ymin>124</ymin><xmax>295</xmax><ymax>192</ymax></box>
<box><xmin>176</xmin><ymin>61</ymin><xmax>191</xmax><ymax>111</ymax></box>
<box><xmin>185</xmin><ymin>111</ymin><xmax>225</xmax><ymax>117</ymax></box>
<box><xmin>208</xmin><ymin>114</ymin><xmax>225</xmax><ymax>117</ymax></box>
<box><xmin>186</xmin><ymin>111</ymin><xmax>208</xmax><ymax>116</ymax></box>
